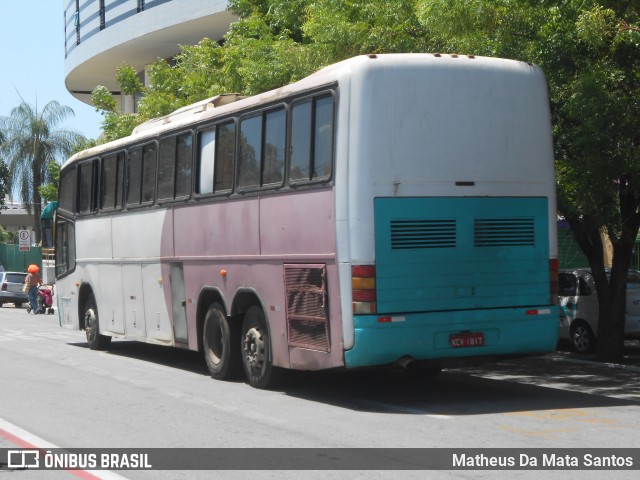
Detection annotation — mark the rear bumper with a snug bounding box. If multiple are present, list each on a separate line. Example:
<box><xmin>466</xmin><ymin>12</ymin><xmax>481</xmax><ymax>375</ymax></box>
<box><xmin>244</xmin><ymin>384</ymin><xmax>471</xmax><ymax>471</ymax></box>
<box><xmin>344</xmin><ymin>306</ymin><xmax>559</xmax><ymax>367</ymax></box>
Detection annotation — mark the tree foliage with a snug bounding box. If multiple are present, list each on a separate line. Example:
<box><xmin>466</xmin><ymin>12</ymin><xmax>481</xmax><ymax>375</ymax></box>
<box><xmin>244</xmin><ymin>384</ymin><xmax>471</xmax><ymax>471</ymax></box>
<box><xmin>38</xmin><ymin>137</ymin><xmax>98</xmax><ymax>203</ymax></box>
<box><xmin>91</xmin><ymin>0</ymin><xmax>639</xmax><ymax>360</ymax></box>
<box><xmin>0</xmin><ymin>100</ymin><xmax>84</xmax><ymax>243</ymax></box>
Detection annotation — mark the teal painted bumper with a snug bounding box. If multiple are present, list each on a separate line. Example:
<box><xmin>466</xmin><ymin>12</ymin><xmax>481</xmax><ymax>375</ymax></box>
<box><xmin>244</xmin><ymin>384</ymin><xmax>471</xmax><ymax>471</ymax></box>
<box><xmin>344</xmin><ymin>306</ymin><xmax>559</xmax><ymax>367</ymax></box>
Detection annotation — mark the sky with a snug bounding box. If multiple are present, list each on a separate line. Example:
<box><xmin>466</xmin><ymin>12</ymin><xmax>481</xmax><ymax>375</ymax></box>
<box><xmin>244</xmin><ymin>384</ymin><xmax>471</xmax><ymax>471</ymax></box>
<box><xmin>0</xmin><ymin>1</ymin><xmax>104</xmax><ymax>141</ymax></box>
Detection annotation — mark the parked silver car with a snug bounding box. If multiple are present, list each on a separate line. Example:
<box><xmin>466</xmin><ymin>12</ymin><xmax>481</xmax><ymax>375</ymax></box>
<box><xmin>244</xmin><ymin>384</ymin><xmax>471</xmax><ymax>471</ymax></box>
<box><xmin>559</xmin><ymin>268</ymin><xmax>640</xmax><ymax>353</ymax></box>
<box><xmin>0</xmin><ymin>271</ymin><xmax>28</xmax><ymax>308</ymax></box>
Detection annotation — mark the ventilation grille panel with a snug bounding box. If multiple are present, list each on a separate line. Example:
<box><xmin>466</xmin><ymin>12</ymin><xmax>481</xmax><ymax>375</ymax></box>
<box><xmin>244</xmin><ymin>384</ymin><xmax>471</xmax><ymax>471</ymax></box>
<box><xmin>390</xmin><ymin>219</ymin><xmax>456</xmax><ymax>250</ymax></box>
<box><xmin>284</xmin><ymin>265</ymin><xmax>330</xmax><ymax>352</ymax></box>
<box><xmin>474</xmin><ymin>218</ymin><xmax>535</xmax><ymax>247</ymax></box>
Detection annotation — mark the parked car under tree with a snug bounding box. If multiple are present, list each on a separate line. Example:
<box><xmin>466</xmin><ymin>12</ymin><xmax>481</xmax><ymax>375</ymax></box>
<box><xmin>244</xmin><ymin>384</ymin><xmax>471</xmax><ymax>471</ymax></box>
<box><xmin>559</xmin><ymin>268</ymin><xmax>640</xmax><ymax>353</ymax></box>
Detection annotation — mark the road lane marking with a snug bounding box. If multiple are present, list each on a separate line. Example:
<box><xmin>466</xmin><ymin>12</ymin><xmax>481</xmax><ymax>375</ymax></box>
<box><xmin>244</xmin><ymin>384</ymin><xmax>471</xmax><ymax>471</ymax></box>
<box><xmin>356</xmin><ymin>400</ymin><xmax>452</xmax><ymax>417</ymax></box>
<box><xmin>0</xmin><ymin>417</ymin><xmax>127</xmax><ymax>480</ymax></box>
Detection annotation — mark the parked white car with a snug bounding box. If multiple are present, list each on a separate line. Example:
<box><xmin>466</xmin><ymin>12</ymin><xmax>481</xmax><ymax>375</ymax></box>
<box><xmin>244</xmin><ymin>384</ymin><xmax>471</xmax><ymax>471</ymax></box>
<box><xmin>559</xmin><ymin>268</ymin><xmax>640</xmax><ymax>353</ymax></box>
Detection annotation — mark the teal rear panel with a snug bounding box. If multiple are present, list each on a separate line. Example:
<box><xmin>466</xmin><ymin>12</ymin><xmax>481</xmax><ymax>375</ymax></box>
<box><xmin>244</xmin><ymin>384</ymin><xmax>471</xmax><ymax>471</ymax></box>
<box><xmin>374</xmin><ymin>197</ymin><xmax>550</xmax><ymax>313</ymax></box>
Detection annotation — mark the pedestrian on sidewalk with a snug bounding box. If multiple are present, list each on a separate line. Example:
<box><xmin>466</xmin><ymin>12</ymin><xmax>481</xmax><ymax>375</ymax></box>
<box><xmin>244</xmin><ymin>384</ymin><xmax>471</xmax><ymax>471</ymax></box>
<box><xmin>25</xmin><ymin>265</ymin><xmax>42</xmax><ymax>314</ymax></box>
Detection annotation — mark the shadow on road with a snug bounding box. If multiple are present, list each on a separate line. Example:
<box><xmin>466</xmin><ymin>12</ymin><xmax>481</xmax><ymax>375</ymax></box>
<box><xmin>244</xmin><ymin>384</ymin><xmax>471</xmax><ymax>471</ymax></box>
<box><xmin>69</xmin><ymin>339</ymin><xmax>640</xmax><ymax>416</ymax></box>
<box><xmin>69</xmin><ymin>339</ymin><xmax>211</xmax><ymax>376</ymax></box>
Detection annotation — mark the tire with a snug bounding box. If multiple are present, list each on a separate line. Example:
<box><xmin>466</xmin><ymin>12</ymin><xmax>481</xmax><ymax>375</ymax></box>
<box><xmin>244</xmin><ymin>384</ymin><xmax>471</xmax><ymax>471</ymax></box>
<box><xmin>241</xmin><ymin>306</ymin><xmax>282</xmax><ymax>389</ymax></box>
<box><xmin>203</xmin><ymin>303</ymin><xmax>242</xmax><ymax>380</ymax></box>
<box><xmin>570</xmin><ymin>320</ymin><xmax>595</xmax><ymax>354</ymax></box>
<box><xmin>84</xmin><ymin>295</ymin><xmax>111</xmax><ymax>351</ymax></box>
<box><xmin>14</xmin><ymin>302</ymin><xmax>23</xmax><ymax>308</ymax></box>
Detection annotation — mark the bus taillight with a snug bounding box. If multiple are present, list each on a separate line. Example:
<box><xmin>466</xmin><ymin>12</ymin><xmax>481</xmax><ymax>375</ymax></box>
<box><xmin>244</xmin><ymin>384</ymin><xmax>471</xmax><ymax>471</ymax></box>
<box><xmin>550</xmin><ymin>258</ymin><xmax>559</xmax><ymax>305</ymax></box>
<box><xmin>352</xmin><ymin>265</ymin><xmax>376</xmax><ymax>314</ymax></box>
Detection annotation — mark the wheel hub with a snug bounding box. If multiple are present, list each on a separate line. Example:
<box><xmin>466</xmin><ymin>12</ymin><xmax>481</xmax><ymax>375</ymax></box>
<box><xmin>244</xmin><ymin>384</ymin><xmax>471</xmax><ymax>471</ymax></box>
<box><xmin>85</xmin><ymin>309</ymin><xmax>96</xmax><ymax>341</ymax></box>
<box><xmin>243</xmin><ymin>327</ymin><xmax>265</xmax><ymax>369</ymax></box>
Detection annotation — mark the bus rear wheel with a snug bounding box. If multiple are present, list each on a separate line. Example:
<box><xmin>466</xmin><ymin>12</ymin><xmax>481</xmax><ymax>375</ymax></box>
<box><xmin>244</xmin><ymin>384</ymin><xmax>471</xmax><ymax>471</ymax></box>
<box><xmin>84</xmin><ymin>295</ymin><xmax>111</xmax><ymax>351</ymax></box>
<box><xmin>241</xmin><ymin>306</ymin><xmax>282</xmax><ymax>389</ymax></box>
<box><xmin>203</xmin><ymin>303</ymin><xmax>241</xmax><ymax>380</ymax></box>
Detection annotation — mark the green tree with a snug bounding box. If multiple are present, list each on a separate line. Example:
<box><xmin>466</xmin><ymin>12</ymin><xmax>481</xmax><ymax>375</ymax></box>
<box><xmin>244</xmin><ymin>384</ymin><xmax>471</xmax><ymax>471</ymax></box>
<box><xmin>38</xmin><ymin>137</ymin><xmax>98</xmax><ymax>203</ymax></box>
<box><xmin>413</xmin><ymin>0</ymin><xmax>639</xmax><ymax>362</ymax></box>
<box><xmin>90</xmin><ymin>0</ymin><xmax>639</xmax><ymax>360</ymax></box>
<box><xmin>0</xmin><ymin>100</ymin><xmax>84</xmax><ymax>243</ymax></box>
<box><xmin>0</xmin><ymin>136</ymin><xmax>10</xmax><ymax>208</ymax></box>
<box><xmin>38</xmin><ymin>161</ymin><xmax>61</xmax><ymax>203</ymax></box>
<box><xmin>0</xmin><ymin>225</ymin><xmax>15</xmax><ymax>244</ymax></box>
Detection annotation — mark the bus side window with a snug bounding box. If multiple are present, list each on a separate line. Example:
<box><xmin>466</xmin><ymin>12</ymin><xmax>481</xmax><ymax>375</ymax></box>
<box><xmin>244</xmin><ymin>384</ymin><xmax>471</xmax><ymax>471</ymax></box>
<box><xmin>115</xmin><ymin>152</ymin><xmax>124</xmax><ymax>209</ymax></box>
<box><xmin>141</xmin><ymin>143</ymin><xmax>157</xmax><ymax>204</ymax></box>
<box><xmin>197</xmin><ymin>128</ymin><xmax>215</xmax><ymax>195</ymax></box>
<box><xmin>263</xmin><ymin>108</ymin><xmax>285</xmax><ymax>186</ymax></box>
<box><xmin>159</xmin><ymin>133</ymin><xmax>192</xmax><ymax>201</ymax></box>
<box><xmin>55</xmin><ymin>218</ymin><xmax>76</xmax><ymax>278</ymax></box>
<box><xmin>101</xmin><ymin>152</ymin><xmax>124</xmax><ymax>211</ymax></box>
<box><xmin>127</xmin><ymin>143</ymin><xmax>156</xmax><ymax>207</ymax></box>
<box><xmin>127</xmin><ymin>148</ymin><xmax>142</xmax><ymax>206</ymax></box>
<box><xmin>78</xmin><ymin>160</ymin><xmax>97</xmax><ymax>214</ymax></box>
<box><xmin>313</xmin><ymin>95</ymin><xmax>334</xmax><ymax>180</ymax></box>
<box><xmin>290</xmin><ymin>94</ymin><xmax>334</xmax><ymax>183</ymax></box>
<box><xmin>175</xmin><ymin>132</ymin><xmax>192</xmax><ymax>199</ymax></box>
<box><xmin>238</xmin><ymin>115</ymin><xmax>262</xmax><ymax>189</ymax></box>
<box><xmin>158</xmin><ymin>137</ymin><xmax>177</xmax><ymax>201</ymax></box>
<box><xmin>290</xmin><ymin>101</ymin><xmax>312</xmax><ymax>181</ymax></box>
<box><xmin>215</xmin><ymin>121</ymin><xmax>235</xmax><ymax>193</ymax></box>
<box><xmin>58</xmin><ymin>166</ymin><xmax>77</xmax><ymax>213</ymax></box>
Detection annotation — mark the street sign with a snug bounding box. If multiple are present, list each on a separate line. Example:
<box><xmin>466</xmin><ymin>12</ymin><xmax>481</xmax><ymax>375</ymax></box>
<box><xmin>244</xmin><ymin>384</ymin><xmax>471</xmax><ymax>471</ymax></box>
<box><xmin>18</xmin><ymin>229</ymin><xmax>30</xmax><ymax>251</ymax></box>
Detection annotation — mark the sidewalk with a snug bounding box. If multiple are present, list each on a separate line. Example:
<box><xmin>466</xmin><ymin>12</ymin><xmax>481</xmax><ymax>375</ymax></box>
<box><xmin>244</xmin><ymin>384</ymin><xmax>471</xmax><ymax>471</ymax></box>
<box><xmin>553</xmin><ymin>340</ymin><xmax>640</xmax><ymax>372</ymax></box>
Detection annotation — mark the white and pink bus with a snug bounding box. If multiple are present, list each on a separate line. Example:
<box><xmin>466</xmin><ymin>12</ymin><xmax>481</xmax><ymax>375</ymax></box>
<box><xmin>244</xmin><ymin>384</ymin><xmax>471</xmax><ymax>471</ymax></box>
<box><xmin>56</xmin><ymin>54</ymin><xmax>559</xmax><ymax>388</ymax></box>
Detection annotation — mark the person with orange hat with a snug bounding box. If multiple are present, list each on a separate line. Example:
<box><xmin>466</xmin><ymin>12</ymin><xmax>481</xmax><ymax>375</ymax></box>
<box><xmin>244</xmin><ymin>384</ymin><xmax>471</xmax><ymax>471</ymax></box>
<box><xmin>24</xmin><ymin>265</ymin><xmax>42</xmax><ymax>313</ymax></box>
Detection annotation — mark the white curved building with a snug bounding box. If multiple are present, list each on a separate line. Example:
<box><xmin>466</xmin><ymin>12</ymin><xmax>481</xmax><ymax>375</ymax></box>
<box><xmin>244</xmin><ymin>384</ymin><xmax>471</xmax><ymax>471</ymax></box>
<box><xmin>63</xmin><ymin>0</ymin><xmax>237</xmax><ymax>111</ymax></box>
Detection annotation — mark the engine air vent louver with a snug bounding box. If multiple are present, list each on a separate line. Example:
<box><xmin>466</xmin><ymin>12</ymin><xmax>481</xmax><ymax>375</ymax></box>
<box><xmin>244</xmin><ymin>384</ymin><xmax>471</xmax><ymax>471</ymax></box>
<box><xmin>390</xmin><ymin>219</ymin><xmax>456</xmax><ymax>250</ymax></box>
<box><xmin>284</xmin><ymin>265</ymin><xmax>330</xmax><ymax>352</ymax></box>
<box><xmin>474</xmin><ymin>218</ymin><xmax>535</xmax><ymax>247</ymax></box>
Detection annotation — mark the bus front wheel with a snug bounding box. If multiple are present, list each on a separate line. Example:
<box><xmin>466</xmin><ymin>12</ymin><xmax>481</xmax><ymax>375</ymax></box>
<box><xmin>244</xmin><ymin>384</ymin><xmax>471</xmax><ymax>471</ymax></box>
<box><xmin>241</xmin><ymin>306</ymin><xmax>282</xmax><ymax>389</ymax></box>
<box><xmin>203</xmin><ymin>303</ymin><xmax>241</xmax><ymax>380</ymax></box>
<box><xmin>84</xmin><ymin>295</ymin><xmax>111</xmax><ymax>351</ymax></box>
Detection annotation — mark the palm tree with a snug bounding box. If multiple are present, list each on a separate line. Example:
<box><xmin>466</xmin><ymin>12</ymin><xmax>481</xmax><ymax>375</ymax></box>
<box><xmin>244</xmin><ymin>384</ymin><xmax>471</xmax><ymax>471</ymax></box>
<box><xmin>0</xmin><ymin>100</ymin><xmax>84</xmax><ymax>243</ymax></box>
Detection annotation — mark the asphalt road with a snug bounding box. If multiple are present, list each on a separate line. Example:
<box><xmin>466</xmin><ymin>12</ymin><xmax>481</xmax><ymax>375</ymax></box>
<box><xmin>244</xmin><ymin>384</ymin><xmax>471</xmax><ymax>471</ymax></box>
<box><xmin>1</xmin><ymin>305</ymin><xmax>639</xmax><ymax>479</ymax></box>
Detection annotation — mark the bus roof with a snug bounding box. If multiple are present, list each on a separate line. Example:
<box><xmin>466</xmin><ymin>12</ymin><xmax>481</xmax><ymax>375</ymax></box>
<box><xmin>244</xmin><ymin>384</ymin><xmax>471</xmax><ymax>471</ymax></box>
<box><xmin>63</xmin><ymin>53</ymin><xmax>539</xmax><ymax>168</ymax></box>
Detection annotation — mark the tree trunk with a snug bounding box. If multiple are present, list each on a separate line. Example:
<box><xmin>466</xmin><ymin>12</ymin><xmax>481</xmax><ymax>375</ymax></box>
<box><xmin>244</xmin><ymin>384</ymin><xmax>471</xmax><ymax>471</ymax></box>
<box><xmin>32</xmin><ymin>157</ymin><xmax>43</xmax><ymax>245</ymax></box>
<box><xmin>596</xmin><ymin>237</ymin><xmax>631</xmax><ymax>363</ymax></box>
<box><xmin>565</xmin><ymin>219</ymin><xmax>620</xmax><ymax>360</ymax></box>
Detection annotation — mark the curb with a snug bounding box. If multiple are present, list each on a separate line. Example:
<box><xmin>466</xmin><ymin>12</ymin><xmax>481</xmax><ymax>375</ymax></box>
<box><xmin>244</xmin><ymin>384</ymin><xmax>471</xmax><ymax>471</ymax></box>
<box><xmin>546</xmin><ymin>354</ymin><xmax>640</xmax><ymax>373</ymax></box>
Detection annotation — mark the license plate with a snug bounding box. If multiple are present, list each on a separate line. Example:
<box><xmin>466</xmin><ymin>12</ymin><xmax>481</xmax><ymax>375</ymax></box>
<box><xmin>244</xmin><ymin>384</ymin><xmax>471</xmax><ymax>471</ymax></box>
<box><xmin>450</xmin><ymin>332</ymin><xmax>484</xmax><ymax>348</ymax></box>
